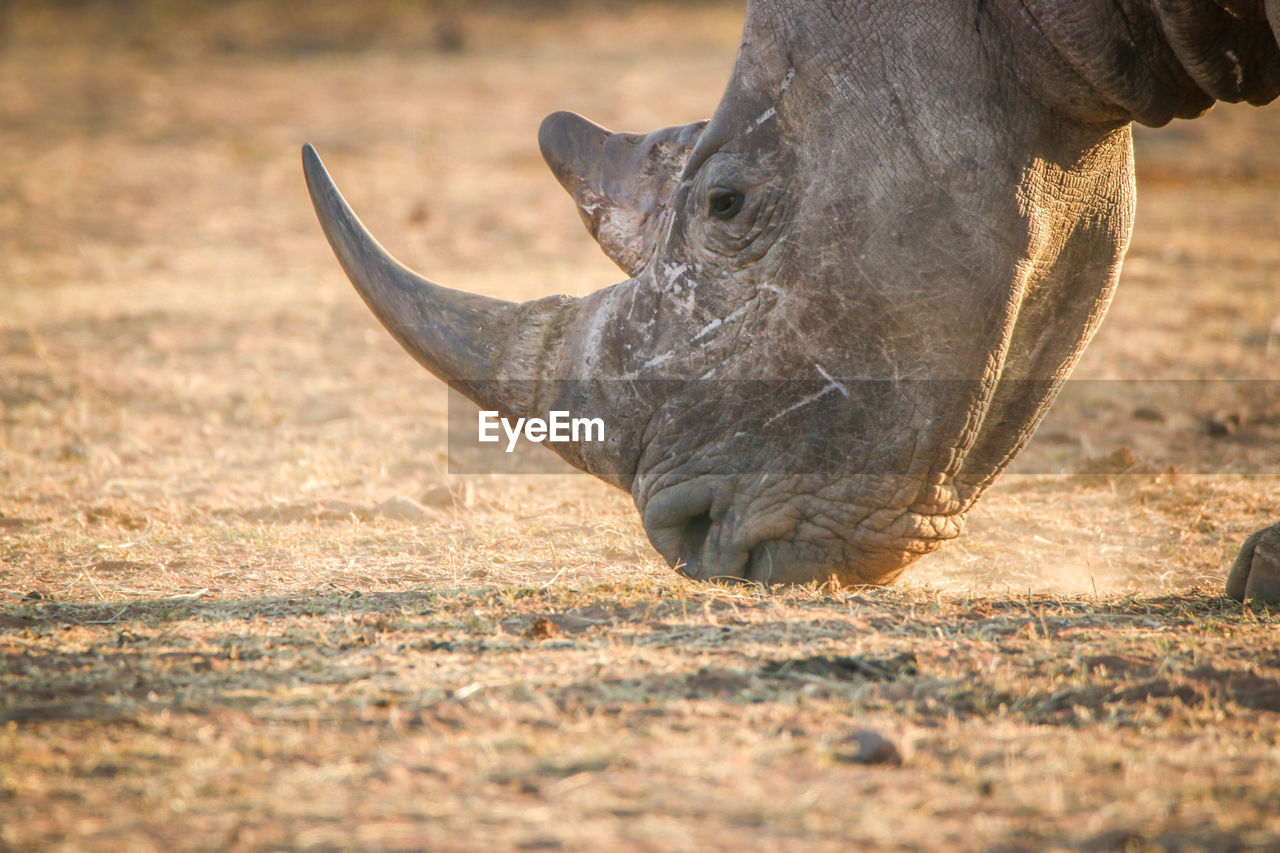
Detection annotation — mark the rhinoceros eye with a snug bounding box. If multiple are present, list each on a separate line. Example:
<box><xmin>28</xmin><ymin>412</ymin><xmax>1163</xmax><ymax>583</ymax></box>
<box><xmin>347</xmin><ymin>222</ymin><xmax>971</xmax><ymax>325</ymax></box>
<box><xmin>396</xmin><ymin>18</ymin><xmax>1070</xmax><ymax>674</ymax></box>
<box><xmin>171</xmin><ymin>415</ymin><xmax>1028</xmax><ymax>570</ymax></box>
<box><xmin>708</xmin><ymin>187</ymin><xmax>745</xmax><ymax>221</ymax></box>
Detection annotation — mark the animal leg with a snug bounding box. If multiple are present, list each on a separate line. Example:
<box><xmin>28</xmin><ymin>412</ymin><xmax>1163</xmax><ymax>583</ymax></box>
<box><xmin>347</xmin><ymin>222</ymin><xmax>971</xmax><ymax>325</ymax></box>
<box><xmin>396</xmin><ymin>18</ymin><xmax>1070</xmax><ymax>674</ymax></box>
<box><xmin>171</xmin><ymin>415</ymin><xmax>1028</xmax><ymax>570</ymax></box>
<box><xmin>1226</xmin><ymin>523</ymin><xmax>1280</xmax><ymax>604</ymax></box>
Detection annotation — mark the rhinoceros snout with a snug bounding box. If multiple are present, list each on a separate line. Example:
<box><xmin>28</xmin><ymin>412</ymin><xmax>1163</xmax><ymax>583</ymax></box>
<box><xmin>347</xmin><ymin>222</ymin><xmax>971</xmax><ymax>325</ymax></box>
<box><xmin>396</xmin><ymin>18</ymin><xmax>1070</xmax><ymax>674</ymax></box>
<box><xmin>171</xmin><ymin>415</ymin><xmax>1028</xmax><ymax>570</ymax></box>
<box><xmin>640</xmin><ymin>478</ymin><xmax>828</xmax><ymax>586</ymax></box>
<box><xmin>639</xmin><ymin>475</ymin><xmax>968</xmax><ymax>588</ymax></box>
<box><xmin>641</xmin><ymin>481</ymin><xmax>733</xmax><ymax>581</ymax></box>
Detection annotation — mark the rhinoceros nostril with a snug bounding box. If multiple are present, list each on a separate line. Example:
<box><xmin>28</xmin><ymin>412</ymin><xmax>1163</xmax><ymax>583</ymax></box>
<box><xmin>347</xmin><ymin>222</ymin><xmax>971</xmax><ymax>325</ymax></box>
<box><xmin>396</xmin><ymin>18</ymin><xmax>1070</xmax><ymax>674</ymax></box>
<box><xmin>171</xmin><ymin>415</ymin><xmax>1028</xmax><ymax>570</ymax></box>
<box><xmin>744</xmin><ymin>542</ymin><xmax>776</xmax><ymax>584</ymax></box>
<box><xmin>675</xmin><ymin>510</ymin><xmax>714</xmax><ymax>578</ymax></box>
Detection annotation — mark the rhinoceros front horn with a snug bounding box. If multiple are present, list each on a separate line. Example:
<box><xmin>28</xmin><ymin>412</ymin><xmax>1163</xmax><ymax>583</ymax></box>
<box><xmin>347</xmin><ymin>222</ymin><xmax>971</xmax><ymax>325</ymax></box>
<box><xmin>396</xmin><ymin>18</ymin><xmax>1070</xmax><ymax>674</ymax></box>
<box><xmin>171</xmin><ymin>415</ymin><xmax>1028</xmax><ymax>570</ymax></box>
<box><xmin>301</xmin><ymin>144</ymin><xmax>582</xmax><ymax>421</ymax></box>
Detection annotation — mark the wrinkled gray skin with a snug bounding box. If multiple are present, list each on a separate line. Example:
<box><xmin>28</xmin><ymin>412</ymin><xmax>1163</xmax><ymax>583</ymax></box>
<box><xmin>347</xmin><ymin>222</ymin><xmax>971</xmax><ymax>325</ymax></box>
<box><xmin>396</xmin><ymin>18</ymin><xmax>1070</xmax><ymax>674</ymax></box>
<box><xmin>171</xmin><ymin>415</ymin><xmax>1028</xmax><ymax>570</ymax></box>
<box><xmin>304</xmin><ymin>0</ymin><xmax>1280</xmax><ymax>601</ymax></box>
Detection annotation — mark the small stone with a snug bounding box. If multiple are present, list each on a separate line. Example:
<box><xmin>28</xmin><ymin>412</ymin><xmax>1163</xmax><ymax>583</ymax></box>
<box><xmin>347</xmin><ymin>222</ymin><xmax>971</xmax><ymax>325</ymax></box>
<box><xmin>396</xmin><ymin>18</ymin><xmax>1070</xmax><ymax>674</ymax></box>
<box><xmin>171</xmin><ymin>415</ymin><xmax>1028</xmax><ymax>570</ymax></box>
<box><xmin>419</xmin><ymin>481</ymin><xmax>476</xmax><ymax>509</ymax></box>
<box><xmin>419</xmin><ymin>484</ymin><xmax>453</xmax><ymax>507</ymax></box>
<box><xmin>525</xmin><ymin>617</ymin><xmax>560</xmax><ymax>640</ymax></box>
<box><xmin>317</xmin><ymin>500</ymin><xmax>374</xmax><ymax>521</ymax></box>
<box><xmin>374</xmin><ymin>496</ymin><xmax>428</xmax><ymax>522</ymax></box>
<box><xmin>1132</xmin><ymin>406</ymin><xmax>1165</xmax><ymax>423</ymax></box>
<box><xmin>1205</xmin><ymin>411</ymin><xmax>1244</xmax><ymax>437</ymax></box>
<box><xmin>60</xmin><ymin>442</ymin><xmax>89</xmax><ymax>460</ymax></box>
<box><xmin>833</xmin><ymin>729</ymin><xmax>903</xmax><ymax>766</ymax></box>
<box><xmin>432</xmin><ymin>16</ymin><xmax>467</xmax><ymax>53</ymax></box>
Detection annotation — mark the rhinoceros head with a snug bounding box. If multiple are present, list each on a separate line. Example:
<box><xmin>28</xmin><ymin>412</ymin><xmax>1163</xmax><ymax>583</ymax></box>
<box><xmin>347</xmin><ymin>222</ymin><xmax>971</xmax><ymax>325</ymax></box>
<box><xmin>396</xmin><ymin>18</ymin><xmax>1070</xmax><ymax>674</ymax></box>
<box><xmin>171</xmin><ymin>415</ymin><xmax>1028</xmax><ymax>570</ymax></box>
<box><xmin>305</xmin><ymin>1</ymin><xmax>1280</xmax><ymax>585</ymax></box>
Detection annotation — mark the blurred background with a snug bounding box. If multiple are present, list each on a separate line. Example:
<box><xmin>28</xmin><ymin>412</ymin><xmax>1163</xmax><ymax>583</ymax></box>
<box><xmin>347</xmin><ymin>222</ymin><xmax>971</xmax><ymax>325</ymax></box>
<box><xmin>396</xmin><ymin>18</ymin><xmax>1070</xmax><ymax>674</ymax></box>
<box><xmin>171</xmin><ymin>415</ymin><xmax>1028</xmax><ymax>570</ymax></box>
<box><xmin>3</xmin><ymin>8</ymin><xmax>1279</xmax><ymax>848</ymax></box>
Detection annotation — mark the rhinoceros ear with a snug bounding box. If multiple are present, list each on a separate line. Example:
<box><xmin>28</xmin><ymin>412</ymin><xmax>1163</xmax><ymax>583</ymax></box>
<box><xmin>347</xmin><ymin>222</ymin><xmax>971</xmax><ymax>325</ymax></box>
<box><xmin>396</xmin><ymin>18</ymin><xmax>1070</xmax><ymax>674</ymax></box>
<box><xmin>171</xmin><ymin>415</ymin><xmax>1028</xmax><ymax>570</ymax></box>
<box><xmin>539</xmin><ymin>111</ymin><xmax>706</xmax><ymax>275</ymax></box>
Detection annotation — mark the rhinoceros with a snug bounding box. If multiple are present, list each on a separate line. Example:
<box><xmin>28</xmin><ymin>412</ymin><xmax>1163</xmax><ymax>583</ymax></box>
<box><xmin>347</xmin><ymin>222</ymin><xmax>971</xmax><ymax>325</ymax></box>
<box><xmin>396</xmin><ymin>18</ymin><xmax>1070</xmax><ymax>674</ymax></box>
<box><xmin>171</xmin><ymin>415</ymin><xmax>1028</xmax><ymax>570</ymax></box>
<box><xmin>303</xmin><ymin>1</ymin><xmax>1280</xmax><ymax>603</ymax></box>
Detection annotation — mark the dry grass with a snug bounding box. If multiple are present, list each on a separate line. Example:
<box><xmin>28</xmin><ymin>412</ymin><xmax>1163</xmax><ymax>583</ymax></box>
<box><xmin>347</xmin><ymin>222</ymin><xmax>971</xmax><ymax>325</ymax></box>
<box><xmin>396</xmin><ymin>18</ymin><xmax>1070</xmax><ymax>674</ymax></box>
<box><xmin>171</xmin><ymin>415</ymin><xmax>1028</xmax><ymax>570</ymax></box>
<box><xmin>2</xmin><ymin>3</ymin><xmax>1279</xmax><ymax>850</ymax></box>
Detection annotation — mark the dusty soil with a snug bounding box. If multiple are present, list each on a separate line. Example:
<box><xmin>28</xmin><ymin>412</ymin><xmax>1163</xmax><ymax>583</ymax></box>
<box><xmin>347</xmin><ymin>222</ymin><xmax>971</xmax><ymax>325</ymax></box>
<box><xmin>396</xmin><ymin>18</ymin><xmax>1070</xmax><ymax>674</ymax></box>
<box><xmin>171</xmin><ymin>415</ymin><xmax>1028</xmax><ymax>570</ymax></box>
<box><xmin>2</xmin><ymin>3</ymin><xmax>1279</xmax><ymax>850</ymax></box>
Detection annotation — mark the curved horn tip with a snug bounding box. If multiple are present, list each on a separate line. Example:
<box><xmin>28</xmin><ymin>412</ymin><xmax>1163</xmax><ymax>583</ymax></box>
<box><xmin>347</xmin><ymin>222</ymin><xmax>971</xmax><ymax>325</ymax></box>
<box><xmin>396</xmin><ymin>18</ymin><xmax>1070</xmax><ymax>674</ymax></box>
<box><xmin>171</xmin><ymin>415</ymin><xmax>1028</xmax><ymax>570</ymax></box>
<box><xmin>301</xmin><ymin>143</ymin><xmax>334</xmax><ymax>200</ymax></box>
<box><xmin>301</xmin><ymin>142</ymin><xmax>318</xmax><ymax>172</ymax></box>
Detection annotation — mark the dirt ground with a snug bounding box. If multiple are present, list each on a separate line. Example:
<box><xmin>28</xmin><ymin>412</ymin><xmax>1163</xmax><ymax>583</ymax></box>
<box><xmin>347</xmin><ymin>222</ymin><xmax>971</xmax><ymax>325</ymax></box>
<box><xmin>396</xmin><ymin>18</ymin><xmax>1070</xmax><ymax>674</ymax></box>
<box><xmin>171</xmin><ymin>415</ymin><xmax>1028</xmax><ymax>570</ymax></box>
<box><xmin>2</xmin><ymin>3</ymin><xmax>1279</xmax><ymax>850</ymax></box>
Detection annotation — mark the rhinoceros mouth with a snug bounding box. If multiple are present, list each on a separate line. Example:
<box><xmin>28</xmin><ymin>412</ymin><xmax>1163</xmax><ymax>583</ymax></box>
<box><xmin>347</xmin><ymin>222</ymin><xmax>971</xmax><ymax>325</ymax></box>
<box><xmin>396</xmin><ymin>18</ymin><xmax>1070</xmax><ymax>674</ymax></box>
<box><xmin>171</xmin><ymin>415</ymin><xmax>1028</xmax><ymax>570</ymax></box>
<box><xmin>756</xmin><ymin>516</ymin><xmax>964</xmax><ymax>586</ymax></box>
<box><xmin>673</xmin><ymin>521</ymin><xmax>965</xmax><ymax>586</ymax></box>
<box><xmin>641</xmin><ymin>476</ymin><xmax>967</xmax><ymax>586</ymax></box>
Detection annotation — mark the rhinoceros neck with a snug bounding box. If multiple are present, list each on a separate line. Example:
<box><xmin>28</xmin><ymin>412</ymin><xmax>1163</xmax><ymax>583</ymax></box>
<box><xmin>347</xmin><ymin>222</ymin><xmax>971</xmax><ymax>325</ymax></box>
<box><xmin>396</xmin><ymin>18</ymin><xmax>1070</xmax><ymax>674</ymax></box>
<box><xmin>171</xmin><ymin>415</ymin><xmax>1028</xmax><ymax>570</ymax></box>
<box><xmin>955</xmin><ymin>123</ymin><xmax>1137</xmax><ymax>502</ymax></box>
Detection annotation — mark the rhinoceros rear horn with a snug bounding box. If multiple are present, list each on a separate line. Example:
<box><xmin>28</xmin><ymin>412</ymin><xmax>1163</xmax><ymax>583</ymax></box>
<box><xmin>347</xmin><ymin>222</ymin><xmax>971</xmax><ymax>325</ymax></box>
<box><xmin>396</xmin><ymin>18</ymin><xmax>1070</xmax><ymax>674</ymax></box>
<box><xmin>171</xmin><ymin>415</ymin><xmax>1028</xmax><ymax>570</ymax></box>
<box><xmin>538</xmin><ymin>112</ymin><xmax>707</xmax><ymax>276</ymax></box>
<box><xmin>302</xmin><ymin>144</ymin><xmax>579</xmax><ymax>415</ymax></box>
<box><xmin>538</xmin><ymin>111</ymin><xmax>610</xmax><ymax>201</ymax></box>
